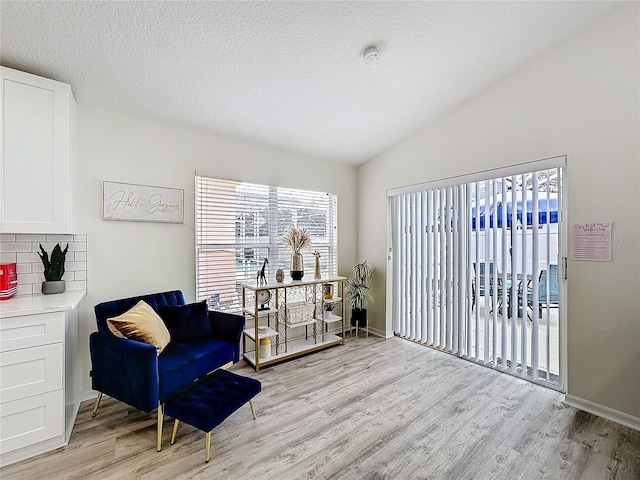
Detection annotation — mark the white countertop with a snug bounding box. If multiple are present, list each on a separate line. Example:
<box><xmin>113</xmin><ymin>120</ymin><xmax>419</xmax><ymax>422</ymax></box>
<box><xmin>0</xmin><ymin>290</ymin><xmax>86</xmax><ymax>318</ymax></box>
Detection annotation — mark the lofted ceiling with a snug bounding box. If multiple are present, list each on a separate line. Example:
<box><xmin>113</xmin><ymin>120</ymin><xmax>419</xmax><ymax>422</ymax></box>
<box><xmin>0</xmin><ymin>1</ymin><xmax>622</xmax><ymax>165</ymax></box>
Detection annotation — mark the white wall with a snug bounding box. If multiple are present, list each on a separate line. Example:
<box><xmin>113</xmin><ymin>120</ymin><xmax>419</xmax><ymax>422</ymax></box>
<box><xmin>358</xmin><ymin>5</ymin><xmax>639</xmax><ymax>418</ymax></box>
<box><xmin>75</xmin><ymin>106</ymin><xmax>357</xmax><ymax>394</ymax></box>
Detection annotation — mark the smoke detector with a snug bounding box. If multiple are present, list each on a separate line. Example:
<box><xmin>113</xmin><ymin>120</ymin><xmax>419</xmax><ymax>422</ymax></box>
<box><xmin>362</xmin><ymin>46</ymin><xmax>380</xmax><ymax>65</ymax></box>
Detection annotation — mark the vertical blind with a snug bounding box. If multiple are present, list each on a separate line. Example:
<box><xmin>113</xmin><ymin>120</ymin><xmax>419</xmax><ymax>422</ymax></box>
<box><xmin>388</xmin><ymin>156</ymin><xmax>565</xmax><ymax>387</ymax></box>
<box><xmin>195</xmin><ymin>176</ymin><xmax>338</xmax><ymax>312</ymax></box>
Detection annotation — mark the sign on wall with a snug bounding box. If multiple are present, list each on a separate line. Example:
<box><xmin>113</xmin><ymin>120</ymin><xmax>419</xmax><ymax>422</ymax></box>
<box><xmin>570</xmin><ymin>223</ymin><xmax>612</xmax><ymax>261</ymax></box>
<box><xmin>102</xmin><ymin>181</ymin><xmax>184</xmax><ymax>223</ymax></box>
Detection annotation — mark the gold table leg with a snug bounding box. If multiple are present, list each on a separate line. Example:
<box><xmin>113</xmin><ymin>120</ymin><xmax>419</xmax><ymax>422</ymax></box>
<box><xmin>249</xmin><ymin>399</ymin><xmax>256</xmax><ymax>419</ymax></box>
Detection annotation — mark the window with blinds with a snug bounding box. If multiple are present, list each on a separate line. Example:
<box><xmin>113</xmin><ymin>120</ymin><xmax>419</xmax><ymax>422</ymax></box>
<box><xmin>195</xmin><ymin>176</ymin><xmax>338</xmax><ymax>312</ymax></box>
<box><xmin>388</xmin><ymin>156</ymin><xmax>565</xmax><ymax>389</ymax></box>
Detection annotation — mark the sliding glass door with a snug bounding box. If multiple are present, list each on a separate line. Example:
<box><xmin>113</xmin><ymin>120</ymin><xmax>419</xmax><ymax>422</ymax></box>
<box><xmin>388</xmin><ymin>156</ymin><xmax>566</xmax><ymax>389</ymax></box>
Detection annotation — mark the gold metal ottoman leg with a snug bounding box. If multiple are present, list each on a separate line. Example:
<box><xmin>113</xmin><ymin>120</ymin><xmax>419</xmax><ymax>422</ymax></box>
<box><xmin>205</xmin><ymin>432</ymin><xmax>211</xmax><ymax>463</ymax></box>
<box><xmin>170</xmin><ymin>420</ymin><xmax>179</xmax><ymax>445</ymax></box>
<box><xmin>157</xmin><ymin>405</ymin><xmax>164</xmax><ymax>452</ymax></box>
<box><xmin>91</xmin><ymin>392</ymin><xmax>103</xmax><ymax>417</ymax></box>
<box><xmin>249</xmin><ymin>399</ymin><xmax>257</xmax><ymax>419</ymax></box>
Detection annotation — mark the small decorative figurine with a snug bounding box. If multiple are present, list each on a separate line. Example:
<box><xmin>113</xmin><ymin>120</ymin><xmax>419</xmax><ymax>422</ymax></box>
<box><xmin>313</xmin><ymin>251</ymin><xmax>321</xmax><ymax>279</ymax></box>
<box><xmin>275</xmin><ymin>268</ymin><xmax>285</xmax><ymax>283</ymax></box>
<box><xmin>257</xmin><ymin>257</ymin><xmax>268</xmax><ymax>286</ymax></box>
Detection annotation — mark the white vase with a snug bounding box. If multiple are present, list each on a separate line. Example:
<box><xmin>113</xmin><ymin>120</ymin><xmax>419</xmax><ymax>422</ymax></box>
<box><xmin>259</xmin><ymin>337</ymin><xmax>272</xmax><ymax>358</ymax></box>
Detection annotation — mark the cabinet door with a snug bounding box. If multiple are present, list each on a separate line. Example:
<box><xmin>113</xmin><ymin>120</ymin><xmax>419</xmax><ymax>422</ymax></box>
<box><xmin>0</xmin><ymin>343</ymin><xmax>64</xmax><ymax>403</ymax></box>
<box><xmin>0</xmin><ymin>312</ymin><xmax>64</xmax><ymax>352</ymax></box>
<box><xmin>0</xmin><ymin>390</ymin><xmax>64</xmax><ymax>454</ymax></box>
<box><xmin>0</xmin><ymin>67</ymin><xmax>74</xmax><ymax>233</ymax></box>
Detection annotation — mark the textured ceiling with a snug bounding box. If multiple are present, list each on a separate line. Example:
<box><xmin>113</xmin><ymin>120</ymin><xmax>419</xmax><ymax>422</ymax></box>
<box><xmin>0</xmin><ymin>1</ymin><xmax>621</xmax><ymax>165</ymax></box>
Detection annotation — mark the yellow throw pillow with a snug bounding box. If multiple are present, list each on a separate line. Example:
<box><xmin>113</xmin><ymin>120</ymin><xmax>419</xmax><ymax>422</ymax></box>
<box><xmin>107</xmin><ymin>300</ymin><xmax>171</xmax><ymax>353</ymax></box>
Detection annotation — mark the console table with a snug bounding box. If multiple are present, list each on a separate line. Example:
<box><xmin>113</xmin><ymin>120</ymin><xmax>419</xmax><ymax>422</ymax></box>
<box><xmin>241</xmin><ymin>276</ymin><xmax>345</xmax><ymax>371</ymax></box>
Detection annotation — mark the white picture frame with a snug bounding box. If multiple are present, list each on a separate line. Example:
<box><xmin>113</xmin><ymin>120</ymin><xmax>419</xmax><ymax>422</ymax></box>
<box><xmin>102</xmin><ymin>181</ymin><xmax>184</xmax><ymax>223</ymax></box>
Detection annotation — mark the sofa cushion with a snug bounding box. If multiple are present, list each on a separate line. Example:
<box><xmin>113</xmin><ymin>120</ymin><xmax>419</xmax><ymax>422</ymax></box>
<box><xmin>159</xmin><ymin>301</ymin><xmax>212</xmax><ymax>342</ymax></box>
<box><xmin>94</xmin><ymin>290</ymin><xmax>185</xmax><ymax>334</ymax></box>
<box><xmin>107</xmin><ymin>300</ymin><xmax>171</xmax><ymax>353</ymax></box>
<box><xmin>158</xmin><ymin>337</ymin><xmax>235</xmax><ymax>401</ymax></box>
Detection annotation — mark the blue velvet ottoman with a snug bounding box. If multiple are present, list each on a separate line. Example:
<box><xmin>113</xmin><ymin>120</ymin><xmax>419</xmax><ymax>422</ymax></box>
<box><xmin>164</xmin><ymin>369</ymin><xmax>262</xmax><ymax>462</ymax></box>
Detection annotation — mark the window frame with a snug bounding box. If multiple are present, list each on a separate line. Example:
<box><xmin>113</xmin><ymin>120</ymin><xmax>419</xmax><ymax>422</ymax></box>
<box><xmin>195</xmin><ymin>175</ymin><xmax>338</xmax><ymax>312</ymax></box>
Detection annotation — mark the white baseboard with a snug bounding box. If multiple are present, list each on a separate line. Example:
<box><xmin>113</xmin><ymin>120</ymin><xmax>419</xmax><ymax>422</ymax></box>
<box><xmin>0</xmin><ymin>433</ymin><xmax>66</xmax><ymax>467</ymax></box>
<box><xmin>78</xmin><ymin>390</ymin><xmax>100</xmax><ymax>404</ymax></box>
<box><xmin>364</xmin><ymin>326</ymin><xmax>393</xmax><ymax>338</ymax></box>
<box><xmin>564</xmin><ymin>394</ymin><xmax>640</xmax><ymax>431</ymax></box>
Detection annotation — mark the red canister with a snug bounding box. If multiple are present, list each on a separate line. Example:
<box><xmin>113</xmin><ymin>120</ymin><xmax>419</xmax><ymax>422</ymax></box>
<box><xmin>0</xmin><ymin>263</ymin><xmax>18</xmax><ymax>299</ymax></box>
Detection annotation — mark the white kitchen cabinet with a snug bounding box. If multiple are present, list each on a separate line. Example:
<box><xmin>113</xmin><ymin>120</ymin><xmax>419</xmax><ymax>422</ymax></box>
<box><xmin>0</xmin><ymin>290</ymin><xmax>85</xmax><ymax>466</ymax></box>
<box><xmin>0</xmin><ymin>66</ymin><xmax>76</xmax><ymax>233</ymax></box>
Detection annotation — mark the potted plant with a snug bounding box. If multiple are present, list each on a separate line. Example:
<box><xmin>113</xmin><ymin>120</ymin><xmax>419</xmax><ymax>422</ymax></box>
<box><xmin>345</xmin><ymin>260</ymin><xmax>373</xmax><ymax>329</ymax></box>
<box><xmin>38</xmin><ymin>243</ymin><xmax>69</xmax><ymax>294</ymax></box>
<box><xmin>282</xmin><ymin>226</ymin><xmax>311</xmax><ymax>280</ymax></box>
<box><xmin>323</xmin><ymin>301</ymin><xmax>335</xmax><ymax>320</ymax></box>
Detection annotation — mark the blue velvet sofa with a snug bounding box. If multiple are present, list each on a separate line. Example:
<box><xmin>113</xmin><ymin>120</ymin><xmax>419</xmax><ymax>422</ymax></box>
<box><xmin>89</xmin><ymin>290</ymin><xmax>244</xmax><ymax>423</ymax></box>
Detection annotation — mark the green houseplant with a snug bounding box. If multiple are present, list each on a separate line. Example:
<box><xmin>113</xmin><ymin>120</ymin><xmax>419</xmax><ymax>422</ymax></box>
<box><xmin>38</xmin><ymin>243</ymin><xmax>69</xmax><ymax>294</ymax></box>
<box><xmin>345</xmin><ymin>260</ymin><xmax>373</xmax><ymax>329</ymax></box>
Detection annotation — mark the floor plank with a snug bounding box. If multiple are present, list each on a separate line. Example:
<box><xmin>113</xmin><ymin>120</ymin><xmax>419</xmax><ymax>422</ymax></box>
<box><xmin>1</xmin><ymin>336</ymin><xmax>638</xmax><ymax>479</ymax></box>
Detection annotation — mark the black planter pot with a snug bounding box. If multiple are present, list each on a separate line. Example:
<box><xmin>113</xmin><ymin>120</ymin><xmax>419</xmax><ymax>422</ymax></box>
<box><xmin>350</xmin><ymin>308</ymin><xmax>367</xmax><ymax>328</ymax></box>
<box><xmin>290</xmin><ymin>252</ymin><xmax>304</xmax><ymax>280</ymax></box>
<box><xmin>290</xmin><ymin>270</ymin><xmax>304</xmax><ymax>280</ymax></box>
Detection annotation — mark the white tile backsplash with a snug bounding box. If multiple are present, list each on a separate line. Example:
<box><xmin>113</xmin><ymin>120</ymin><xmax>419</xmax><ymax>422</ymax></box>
<box><xmin>46</xmin><ymin>234</ymin><xmax>75</xmax><ymax>242</ymax></box>
<box><xmin>16</xmin><ymin>263</ymin><xmax>31</xmax><ymax>274</ymax></box>
<box><xmin>32</xmin><ymin>263</ymin><xmax>44</xmax><ymax>273</ymax></box>
<box><xmin>65</xmin><ymin>261</ymin><xmax>86</xmax><ymax>272</ymax></box>
<box><xmin>16</xmin><ymin>252</ymin><xmax>40</xmax><ymax>263</ymax></box>
<box><xmin>16</xmin><ymin>284</ymin><xmax>33</xmax><ymax>296</ymax></box>
<box><xmin>16</xmin><ymin>234</ymin><xmax>46</xmax><ymax>242</ymax></box>
<box><xmin>0</xmin><ymin>242</ymin><xmax>32</xmax><ymax>253</ymax></box>
<box><xmin>0</xmin><ymin>252</ymin><xmax>17</xmax><ymax>263</ymax></box>
<box><xmin>17</xmin><ymin>272</ymin><xmax>44</xmax><ymax>284</ymax></box>
<box><xmin>0</xmin><ymin>234</ymin><xmax>87</xmax><ymax>294</ymax></box>
<box><xmin>66</xmin><ymin>280</ymin><xmax>87</xmax><ymax>291</ymax></box>
<box><xmin>68</xmin><ymin>242</ymin><xmax>87</xmax><ymax>252</ymax></box>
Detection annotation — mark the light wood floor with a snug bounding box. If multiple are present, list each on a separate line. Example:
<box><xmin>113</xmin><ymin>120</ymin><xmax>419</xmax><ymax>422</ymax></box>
<box><xmin>2</xmin><ymin>336</ymin><xmax>639</xmax><ymax>479</ymax></box>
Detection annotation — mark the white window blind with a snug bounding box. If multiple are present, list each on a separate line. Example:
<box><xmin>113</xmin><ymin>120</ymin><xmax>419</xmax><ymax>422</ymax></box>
<box><xmin>195</xmin><ymin>176</ymin><xmax>338</xmax><ymax>312</ymax></box>
<box><xmin>388</xmin><ymin>156</ymin><xmax>565</xmax><ymax>388</ymax></box>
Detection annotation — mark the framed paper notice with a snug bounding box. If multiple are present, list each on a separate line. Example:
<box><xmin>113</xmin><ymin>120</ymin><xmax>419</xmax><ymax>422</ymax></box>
<box><xmin>102</xmin><ymin>181</ymin><xmax>184</xmax><ymax>223</ymax></box>
<box><xmin>570</xmin><ymin>223</ymin><xmax>611</xmax><ymax>261</ymax></box>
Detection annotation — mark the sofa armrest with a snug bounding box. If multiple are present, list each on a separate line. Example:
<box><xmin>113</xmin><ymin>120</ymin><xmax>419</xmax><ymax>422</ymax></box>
<box><xmin>89</xmin><ymin>331</ymin><xmax>160</xmax><ymax>413</ymax></box>
<box><xmin>208</xmin><ymin>311</ymin><xmax>245</xmax><ymax>362</ymax></box>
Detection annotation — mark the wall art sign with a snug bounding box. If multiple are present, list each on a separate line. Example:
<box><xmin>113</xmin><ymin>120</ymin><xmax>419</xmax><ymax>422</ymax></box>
<box><xmin>102</xmin><ymin>181</ymin><xmax>184</xmax><ymax>223</ymax></box>
<box><xmin>570</xmin><ymin>222</ymin><xmax>611</xmax><ymax>261</ymax></box>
